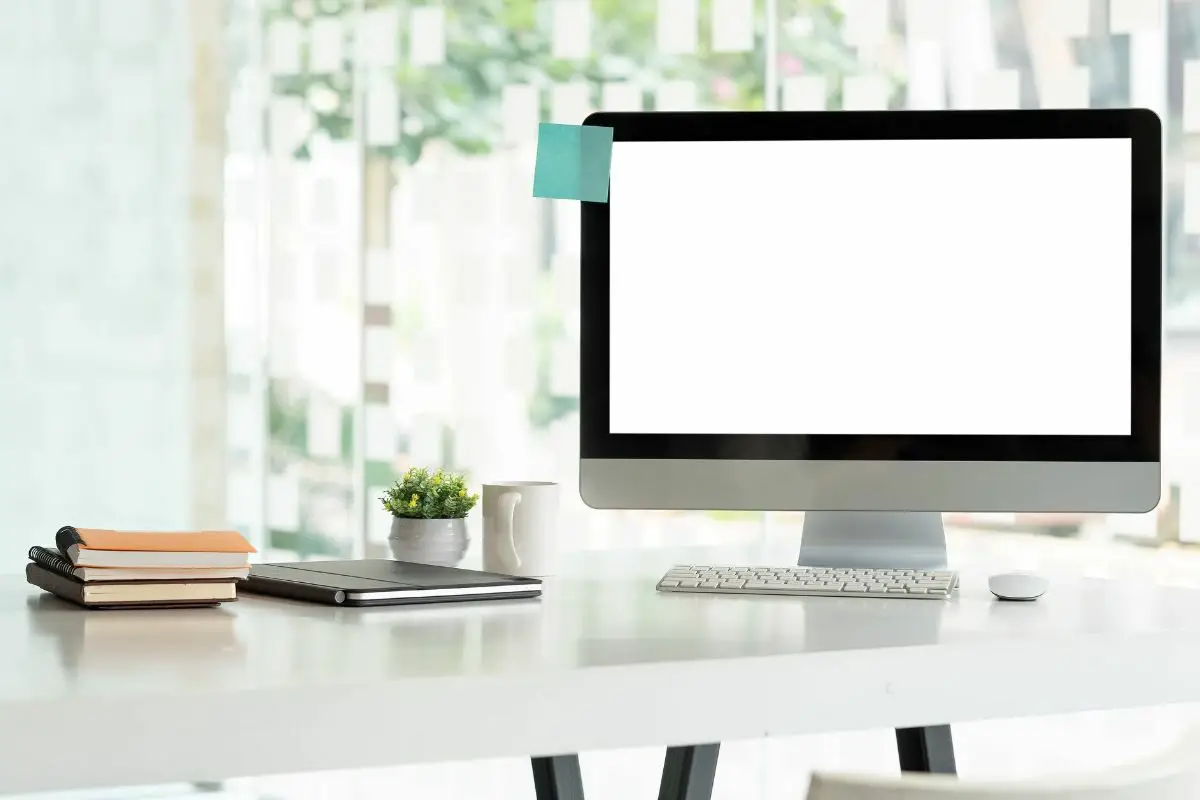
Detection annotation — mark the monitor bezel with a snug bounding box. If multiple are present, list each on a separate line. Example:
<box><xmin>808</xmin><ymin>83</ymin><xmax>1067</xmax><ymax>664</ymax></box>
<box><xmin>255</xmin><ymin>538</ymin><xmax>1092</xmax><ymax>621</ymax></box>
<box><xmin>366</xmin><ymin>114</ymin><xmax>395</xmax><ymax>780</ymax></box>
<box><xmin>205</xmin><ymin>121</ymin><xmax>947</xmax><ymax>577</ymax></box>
<box><xmin>579</xmin><ymin>109</ymin><xmax>1161</xmax><ymax>463</ymax></box>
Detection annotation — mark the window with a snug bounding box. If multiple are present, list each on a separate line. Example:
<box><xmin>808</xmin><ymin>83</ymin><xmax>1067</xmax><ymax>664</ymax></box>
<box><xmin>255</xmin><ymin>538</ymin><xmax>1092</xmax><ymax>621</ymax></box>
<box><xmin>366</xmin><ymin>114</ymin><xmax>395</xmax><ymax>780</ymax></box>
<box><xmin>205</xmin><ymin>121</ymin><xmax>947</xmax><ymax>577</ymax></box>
<box><xmin>0</xmin><ymin>0</ymin><xmax>1197</xmax><ymax>569</ymax></box>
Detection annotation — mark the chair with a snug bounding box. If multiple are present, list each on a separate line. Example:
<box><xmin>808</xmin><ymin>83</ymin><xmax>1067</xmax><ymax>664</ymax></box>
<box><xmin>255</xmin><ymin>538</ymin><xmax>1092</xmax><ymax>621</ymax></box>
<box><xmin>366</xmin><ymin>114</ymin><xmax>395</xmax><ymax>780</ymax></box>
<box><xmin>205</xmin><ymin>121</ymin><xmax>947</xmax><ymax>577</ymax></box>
<box><xmin>806</xmin><ymin>726</ymin><xmax>1200</xmax><ymax>800</ymax></box>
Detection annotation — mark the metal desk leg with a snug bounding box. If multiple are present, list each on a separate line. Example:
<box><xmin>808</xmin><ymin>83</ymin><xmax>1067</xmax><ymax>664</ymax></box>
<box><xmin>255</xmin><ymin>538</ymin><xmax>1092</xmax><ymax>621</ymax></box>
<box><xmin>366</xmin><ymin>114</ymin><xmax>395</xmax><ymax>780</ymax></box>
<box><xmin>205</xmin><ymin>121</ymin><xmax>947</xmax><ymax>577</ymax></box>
<box><xmin>658</xmin><ymin>744</ymin><xmax>720</xmax><ymax>800</ymax></box>
<box><xmin>531</xmin><ymin>754</ymin><xmax>586</xmax><ymax>800</ymax></box>
<box><xmin>895</xmin><ymin>725</ymin><xmax>956</xmax><ymax>775</ymax></box>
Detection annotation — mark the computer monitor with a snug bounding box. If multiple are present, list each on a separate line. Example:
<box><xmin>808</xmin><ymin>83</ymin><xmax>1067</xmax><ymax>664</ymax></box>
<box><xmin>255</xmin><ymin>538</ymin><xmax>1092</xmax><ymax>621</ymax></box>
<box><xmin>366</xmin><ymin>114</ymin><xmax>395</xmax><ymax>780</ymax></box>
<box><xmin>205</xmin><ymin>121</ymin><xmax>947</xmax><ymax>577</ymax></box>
<box><xmin>578</xmin><ymin>109</ymin><xmax>1162</xmax><ymax>570</ymax></box>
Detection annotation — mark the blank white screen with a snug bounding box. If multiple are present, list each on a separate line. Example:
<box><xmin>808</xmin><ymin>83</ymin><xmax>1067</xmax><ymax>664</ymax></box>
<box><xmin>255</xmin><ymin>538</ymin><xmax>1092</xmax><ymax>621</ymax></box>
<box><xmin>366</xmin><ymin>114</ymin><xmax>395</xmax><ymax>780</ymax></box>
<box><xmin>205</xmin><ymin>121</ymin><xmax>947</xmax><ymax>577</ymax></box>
<box><xmin>608</xmin><ymin>139</ymin><xmax>1132</xmax><ymax>436</ymax></box>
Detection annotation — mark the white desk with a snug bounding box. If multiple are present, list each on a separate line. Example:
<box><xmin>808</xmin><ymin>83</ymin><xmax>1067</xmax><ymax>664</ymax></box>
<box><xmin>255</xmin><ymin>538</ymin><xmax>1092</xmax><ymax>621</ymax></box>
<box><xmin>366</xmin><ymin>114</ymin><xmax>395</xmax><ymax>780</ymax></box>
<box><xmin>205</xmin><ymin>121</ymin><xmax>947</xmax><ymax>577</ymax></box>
<box><xmin>4</xmin><ymin>547</ymin><xmax>1200</xmax><ymax>799</ymax></box>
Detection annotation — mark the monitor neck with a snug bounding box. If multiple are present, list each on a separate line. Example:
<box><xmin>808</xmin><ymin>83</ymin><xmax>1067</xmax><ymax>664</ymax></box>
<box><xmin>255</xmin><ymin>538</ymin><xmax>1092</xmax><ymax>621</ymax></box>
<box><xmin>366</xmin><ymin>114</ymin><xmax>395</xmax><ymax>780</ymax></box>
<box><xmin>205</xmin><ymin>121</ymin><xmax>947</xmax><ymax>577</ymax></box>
<box><xmin>797</xmin><ymin>511</ymin><xmax>948</xmax><ymax>570</ymax></box>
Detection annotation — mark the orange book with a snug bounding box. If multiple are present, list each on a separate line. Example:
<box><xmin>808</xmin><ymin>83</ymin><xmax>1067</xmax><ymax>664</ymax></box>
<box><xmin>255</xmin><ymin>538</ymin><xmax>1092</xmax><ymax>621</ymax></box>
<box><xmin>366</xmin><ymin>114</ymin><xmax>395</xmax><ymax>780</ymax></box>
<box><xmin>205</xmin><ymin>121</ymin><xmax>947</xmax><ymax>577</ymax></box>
<box><xmin>55</xmin><ymin>526</ymin><xmax>256</xmax><ymax>569</ymax></box>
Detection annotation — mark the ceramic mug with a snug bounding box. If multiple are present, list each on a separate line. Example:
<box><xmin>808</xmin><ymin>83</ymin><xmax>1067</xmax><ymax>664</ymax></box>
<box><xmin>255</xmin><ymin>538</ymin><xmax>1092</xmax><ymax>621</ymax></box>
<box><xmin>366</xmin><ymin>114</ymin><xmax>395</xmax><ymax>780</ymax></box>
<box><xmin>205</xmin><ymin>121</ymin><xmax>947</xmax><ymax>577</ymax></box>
<box><xmin>482</xmin><ymin>481</ymin><xmax>560</xmax><ymax>578</ymax></box>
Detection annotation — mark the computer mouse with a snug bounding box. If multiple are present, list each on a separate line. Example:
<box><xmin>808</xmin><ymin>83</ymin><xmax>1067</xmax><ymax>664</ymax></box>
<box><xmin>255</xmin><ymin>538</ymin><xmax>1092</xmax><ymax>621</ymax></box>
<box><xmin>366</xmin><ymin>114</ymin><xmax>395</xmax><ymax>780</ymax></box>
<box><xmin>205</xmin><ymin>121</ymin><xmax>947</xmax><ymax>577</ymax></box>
<box><xmin>988</xmin><ymin>572</ymin><xmax>1048</xmax><ymax>601</ymax></box>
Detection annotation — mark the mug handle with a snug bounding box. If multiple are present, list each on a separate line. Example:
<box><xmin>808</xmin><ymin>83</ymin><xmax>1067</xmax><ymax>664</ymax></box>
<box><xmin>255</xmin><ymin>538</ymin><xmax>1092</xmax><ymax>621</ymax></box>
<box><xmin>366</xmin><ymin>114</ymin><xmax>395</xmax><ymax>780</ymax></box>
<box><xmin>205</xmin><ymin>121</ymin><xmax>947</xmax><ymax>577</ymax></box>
<box><xmin>498</xmin><ymin>491</ymin><xmax>522</xmax><ymax>571</ymax></box>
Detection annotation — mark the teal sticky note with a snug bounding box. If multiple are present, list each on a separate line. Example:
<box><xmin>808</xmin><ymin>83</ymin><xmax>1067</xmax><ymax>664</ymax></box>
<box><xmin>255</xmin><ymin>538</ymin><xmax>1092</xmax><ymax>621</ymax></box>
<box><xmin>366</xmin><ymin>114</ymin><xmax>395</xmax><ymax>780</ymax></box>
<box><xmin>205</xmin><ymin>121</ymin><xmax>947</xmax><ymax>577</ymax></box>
<box><xmin>533</xmin><ymin>122</ymin><xmax>614</xmax><ymax>203</ymax></box>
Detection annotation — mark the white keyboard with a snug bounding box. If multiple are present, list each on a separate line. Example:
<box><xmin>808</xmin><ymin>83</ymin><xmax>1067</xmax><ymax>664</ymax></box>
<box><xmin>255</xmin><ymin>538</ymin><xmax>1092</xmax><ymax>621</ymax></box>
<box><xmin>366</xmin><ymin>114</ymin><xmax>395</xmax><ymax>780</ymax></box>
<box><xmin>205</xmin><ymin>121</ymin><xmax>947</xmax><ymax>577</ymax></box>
<box><xmin>657</xmin><ymin>564</ymin><xmax>960</xmax><ymax>600</ymax></box>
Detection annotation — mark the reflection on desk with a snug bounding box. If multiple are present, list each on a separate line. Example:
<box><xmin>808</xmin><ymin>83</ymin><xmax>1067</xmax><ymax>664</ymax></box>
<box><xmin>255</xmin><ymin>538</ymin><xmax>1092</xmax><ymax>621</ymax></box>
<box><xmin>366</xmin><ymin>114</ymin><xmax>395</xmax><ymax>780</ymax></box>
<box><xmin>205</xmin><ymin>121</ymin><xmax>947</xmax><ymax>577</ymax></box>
<box><xmin>25</xmin><ymin>594</ymin><xmax>245</xmax><ymax>685</ymax></box>
<box><xmin>4</xmin><ymin>547</ymin><xmax>1200</xmax><ymax>796</ymax></box>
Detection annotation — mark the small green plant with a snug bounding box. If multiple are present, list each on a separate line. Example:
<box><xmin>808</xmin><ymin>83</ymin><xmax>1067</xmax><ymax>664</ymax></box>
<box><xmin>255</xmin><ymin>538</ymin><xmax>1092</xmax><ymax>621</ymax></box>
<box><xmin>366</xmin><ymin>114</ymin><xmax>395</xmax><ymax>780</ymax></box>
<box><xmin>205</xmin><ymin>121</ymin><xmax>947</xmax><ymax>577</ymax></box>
<box><xmin>381</xmin><ymin>467</ymin><xmax>480</xmax><ymax>519</ymax></box>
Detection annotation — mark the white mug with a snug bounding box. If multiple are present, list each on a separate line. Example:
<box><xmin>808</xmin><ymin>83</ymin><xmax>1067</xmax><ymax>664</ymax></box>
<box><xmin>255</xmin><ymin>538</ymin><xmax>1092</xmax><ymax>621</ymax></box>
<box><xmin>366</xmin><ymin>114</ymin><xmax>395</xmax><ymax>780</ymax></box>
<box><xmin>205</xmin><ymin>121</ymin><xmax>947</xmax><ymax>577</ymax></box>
<box><xmin>482</xmin><ymin>481</ymin><xmax>560</xmax><ymax>578</ymax></box>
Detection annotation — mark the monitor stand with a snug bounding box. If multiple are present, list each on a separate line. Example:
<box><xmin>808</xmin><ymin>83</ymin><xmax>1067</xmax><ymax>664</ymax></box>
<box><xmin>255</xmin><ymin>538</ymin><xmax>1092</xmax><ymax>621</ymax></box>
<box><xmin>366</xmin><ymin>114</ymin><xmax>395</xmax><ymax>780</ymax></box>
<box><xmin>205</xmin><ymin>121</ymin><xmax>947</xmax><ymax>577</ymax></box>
<box><xmin>796</xmin><ymin>511</ymin><xmax>948</xmax><ymax>571</ymax></box>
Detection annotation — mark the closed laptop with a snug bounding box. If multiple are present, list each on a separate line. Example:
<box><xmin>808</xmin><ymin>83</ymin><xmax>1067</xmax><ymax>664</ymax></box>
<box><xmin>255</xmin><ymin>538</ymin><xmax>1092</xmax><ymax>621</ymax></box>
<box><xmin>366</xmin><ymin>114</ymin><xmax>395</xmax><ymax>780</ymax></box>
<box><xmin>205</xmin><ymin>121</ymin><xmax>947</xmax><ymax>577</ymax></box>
<box><xmin>239</xmin><ymin>559</ymin><xmax>542</xmax><ymax>606</ymax></box>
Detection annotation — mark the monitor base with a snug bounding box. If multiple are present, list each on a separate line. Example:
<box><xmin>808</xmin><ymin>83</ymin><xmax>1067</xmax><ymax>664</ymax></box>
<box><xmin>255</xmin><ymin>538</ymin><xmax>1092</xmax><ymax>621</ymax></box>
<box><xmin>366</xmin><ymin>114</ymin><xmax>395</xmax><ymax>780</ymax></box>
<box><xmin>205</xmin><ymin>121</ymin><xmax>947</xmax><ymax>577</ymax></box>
<box><xmin>797</xmin><ymin>511</ymin><xmax>948</xmax><ymax>570</ymax></box>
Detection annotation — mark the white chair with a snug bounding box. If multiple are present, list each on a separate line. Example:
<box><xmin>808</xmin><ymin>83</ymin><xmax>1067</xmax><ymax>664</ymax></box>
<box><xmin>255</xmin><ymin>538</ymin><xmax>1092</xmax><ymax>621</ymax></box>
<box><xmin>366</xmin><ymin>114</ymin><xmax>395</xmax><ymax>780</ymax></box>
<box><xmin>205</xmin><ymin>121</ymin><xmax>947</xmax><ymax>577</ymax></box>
<box><xmin>807</xmin><ymin>727</ymin><xmax>1200</xmax><ymax>800</ymax></box>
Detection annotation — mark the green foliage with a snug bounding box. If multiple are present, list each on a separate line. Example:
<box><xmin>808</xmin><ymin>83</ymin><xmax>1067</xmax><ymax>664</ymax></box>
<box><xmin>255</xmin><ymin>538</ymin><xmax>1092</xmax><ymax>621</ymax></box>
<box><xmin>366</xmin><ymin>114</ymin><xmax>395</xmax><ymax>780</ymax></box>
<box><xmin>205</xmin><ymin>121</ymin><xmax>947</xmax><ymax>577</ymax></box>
<box><xmin>265</xmin><ymin>0</ymin><xmax>871</xmax><ymax>164</ymax></box>
<box><xmin>268</xmin><ymin>528</ymin><xmax>352</xmax><ymax>558</ymax></box>
<box><xmin>267</xmin><ymin>380</ymin><xmax>356</xmax><ymax>464</ymax></box>
<box><xmin>268</xmin><ymin>380</ymin><xmax>307</xmax><ymax>455</ymax></box>
<box><xmin>381</xmin><ymin>466</ymin><xmax>480</xmax><ymax>518</ymax></box>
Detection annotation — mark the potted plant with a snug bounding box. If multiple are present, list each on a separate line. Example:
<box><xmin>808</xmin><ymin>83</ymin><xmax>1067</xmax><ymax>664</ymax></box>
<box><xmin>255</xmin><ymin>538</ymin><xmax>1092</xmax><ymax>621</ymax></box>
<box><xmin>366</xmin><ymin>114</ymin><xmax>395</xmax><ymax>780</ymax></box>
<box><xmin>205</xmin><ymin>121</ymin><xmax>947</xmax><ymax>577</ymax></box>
<box><xmin>381</xmin><ymin>467</ymin><xmax>480</xmax><ymax>566</ymax></box>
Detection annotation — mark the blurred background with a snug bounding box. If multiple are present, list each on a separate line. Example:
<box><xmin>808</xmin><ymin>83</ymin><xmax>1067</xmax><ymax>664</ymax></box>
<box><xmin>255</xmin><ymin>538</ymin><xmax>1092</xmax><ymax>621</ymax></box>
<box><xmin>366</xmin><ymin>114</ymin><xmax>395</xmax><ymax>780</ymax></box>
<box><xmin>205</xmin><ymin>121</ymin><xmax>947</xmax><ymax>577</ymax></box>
<box><xmin>1</xmin><ymin>0</ymin><xmax>1199</xmax><ymax>564</ymax></box>
<box><xmin>3</xmin><ymin>0</ymin><xmax>1200</xmax><ymax>798</ymax></box>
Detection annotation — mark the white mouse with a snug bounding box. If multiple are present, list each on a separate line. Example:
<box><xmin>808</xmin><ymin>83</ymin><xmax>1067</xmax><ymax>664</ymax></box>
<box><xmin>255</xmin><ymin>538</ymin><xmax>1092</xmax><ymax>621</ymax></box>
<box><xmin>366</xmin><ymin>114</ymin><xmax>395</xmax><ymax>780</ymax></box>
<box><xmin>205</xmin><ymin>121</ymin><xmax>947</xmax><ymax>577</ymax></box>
<box><xmin>988</xmin><ymin>572</ymin><xmax>1048</xmax><ymax>601</ymax></box>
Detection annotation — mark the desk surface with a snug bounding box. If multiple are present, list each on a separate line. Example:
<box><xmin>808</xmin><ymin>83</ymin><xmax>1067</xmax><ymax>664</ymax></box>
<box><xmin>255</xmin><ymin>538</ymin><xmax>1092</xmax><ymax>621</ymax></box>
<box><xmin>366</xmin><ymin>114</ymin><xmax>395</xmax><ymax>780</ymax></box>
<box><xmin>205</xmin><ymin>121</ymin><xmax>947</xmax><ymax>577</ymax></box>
<box><xmin>4</xmin><ymin>546</ymin><xmax>1200</xmax><ymax>793</ymax></box>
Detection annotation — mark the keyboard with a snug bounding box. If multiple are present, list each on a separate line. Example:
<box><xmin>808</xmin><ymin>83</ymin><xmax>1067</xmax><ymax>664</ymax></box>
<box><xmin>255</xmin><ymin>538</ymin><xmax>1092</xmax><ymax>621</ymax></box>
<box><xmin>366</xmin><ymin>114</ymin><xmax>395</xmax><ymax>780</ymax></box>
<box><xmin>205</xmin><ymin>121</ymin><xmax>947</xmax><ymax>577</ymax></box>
<box><xmin>657</xmin><ymin>564</ymin><xmax>960</xmax><ymax>600</ymax></box>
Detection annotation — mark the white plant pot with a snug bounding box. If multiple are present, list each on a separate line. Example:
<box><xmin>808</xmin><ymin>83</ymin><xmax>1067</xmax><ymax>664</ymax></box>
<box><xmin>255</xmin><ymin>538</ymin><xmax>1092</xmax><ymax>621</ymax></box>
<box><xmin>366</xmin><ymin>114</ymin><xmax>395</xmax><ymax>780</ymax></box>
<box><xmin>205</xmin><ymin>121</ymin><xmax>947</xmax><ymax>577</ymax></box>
<box><xmin>388</xmin><ymin>517</ymin><xmax>470</xmax><ymax>567</ymax></box>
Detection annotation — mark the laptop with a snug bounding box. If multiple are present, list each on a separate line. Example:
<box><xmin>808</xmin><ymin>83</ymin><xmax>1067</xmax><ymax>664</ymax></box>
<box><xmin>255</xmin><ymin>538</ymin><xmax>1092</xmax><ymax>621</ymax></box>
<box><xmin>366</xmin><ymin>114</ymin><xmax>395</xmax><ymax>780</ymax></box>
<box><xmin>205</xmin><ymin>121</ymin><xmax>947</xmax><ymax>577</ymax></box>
<box><xmin>239</xmin><ymin>559</ymin><xmax>542</xmax><ymax>607</ymax></box>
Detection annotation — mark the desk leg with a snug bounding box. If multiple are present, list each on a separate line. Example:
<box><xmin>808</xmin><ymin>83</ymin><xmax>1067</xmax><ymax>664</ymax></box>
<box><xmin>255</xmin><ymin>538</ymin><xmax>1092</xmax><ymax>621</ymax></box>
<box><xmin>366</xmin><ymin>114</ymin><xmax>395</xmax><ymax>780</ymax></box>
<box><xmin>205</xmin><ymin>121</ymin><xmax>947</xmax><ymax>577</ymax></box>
<box><xmin>895</xmin><ymin>725</ymin><xmax>956</xmax><ymax>775</ymax></box>
<box><xmin>531</xmin><ymin>754</ymin><xmax>586</xmax><ymax>800</ymax></box>
<box><xmin>658</xmin><ymin>743</ymin><xmax>720</xmax><ymax>800</ymax></box>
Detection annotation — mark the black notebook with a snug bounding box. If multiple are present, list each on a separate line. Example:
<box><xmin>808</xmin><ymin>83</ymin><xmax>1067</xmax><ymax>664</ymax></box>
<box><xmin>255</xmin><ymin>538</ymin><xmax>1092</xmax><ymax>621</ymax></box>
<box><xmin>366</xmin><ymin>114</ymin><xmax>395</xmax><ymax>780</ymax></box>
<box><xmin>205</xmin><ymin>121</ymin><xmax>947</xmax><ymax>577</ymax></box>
<box><xmin>239</xmin><ymin>559</ymin><xmax>542</xmax><ymax>607</ymax></box>
<box><xmin>28</xmin><ymin>546</ymin><xmax>77</xmax><ymax>577</ymax></box>
<box><xmin>28</xmin><ymin>545</ymin><xmax>250</xmax><ymax>583</ymax></box>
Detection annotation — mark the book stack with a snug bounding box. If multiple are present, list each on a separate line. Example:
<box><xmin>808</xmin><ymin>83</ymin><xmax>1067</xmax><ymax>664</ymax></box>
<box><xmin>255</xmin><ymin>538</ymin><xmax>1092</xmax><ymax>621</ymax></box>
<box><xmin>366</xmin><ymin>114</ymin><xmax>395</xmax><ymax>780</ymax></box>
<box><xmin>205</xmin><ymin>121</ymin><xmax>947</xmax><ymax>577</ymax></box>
<box><xmin>27</xmin><ymin>526</ymin><xmax>256</xmax><ymax>609</ymax></box>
